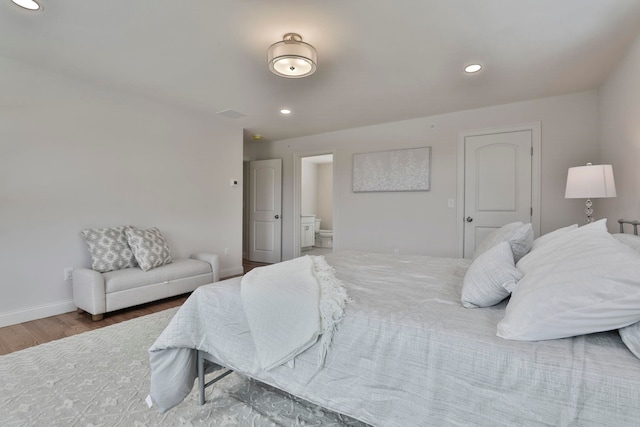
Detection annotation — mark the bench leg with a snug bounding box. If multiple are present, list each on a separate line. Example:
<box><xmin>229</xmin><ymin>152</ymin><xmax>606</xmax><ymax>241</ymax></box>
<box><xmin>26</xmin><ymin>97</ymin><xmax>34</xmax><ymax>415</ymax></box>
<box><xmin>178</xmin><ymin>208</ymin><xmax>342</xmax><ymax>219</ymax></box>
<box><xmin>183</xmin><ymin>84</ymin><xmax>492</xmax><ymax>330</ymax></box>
<box><xmin>91</xmin><ymin>313</ymin><xmax>104</xmax><ymax>321</ymax></box>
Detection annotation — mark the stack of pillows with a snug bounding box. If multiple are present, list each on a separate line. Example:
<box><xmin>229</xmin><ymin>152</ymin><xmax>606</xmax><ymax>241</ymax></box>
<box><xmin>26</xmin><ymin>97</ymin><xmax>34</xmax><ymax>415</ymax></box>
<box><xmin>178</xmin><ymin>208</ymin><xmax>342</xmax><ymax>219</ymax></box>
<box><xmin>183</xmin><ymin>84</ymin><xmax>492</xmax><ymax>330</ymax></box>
<box><xmin>80</xmin><ymin>226</ymin><xmax>172</xmax><ymax>273</ymax></box>
<box><xmin>461</xmin><ymin>219</ymin><xmax>640</xmax><ymax>356</ymax></box>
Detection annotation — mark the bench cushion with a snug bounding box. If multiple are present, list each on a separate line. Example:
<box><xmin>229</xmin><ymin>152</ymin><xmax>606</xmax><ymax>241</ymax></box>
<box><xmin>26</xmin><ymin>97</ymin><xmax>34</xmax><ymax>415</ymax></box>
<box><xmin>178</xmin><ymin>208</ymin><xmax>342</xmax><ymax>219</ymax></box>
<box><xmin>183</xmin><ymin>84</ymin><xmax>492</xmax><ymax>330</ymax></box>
<box><xmin>104</xmin><ymin>258</ymin><xmax>212</xmax><ymax>294</ymax></box>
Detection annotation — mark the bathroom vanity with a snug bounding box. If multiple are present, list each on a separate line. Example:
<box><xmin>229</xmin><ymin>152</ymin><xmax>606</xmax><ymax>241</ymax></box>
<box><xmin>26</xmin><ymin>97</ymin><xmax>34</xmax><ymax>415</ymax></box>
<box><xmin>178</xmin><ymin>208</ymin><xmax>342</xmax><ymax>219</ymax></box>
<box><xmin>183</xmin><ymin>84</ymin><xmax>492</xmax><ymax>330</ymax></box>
<box><xmin>300</xmin><ymin>215</ymin><xmax>315</xmax><ymax>250</ymax></box>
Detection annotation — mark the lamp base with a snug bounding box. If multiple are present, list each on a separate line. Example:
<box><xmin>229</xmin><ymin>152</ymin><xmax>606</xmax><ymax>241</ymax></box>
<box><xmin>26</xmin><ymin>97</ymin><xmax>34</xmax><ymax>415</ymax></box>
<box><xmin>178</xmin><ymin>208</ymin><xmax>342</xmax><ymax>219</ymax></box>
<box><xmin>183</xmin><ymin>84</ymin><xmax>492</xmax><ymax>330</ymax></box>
<box><xmin>585</xmin><ymin>198</ymin><xmax>593</xmax><ymax>224</ymax></box>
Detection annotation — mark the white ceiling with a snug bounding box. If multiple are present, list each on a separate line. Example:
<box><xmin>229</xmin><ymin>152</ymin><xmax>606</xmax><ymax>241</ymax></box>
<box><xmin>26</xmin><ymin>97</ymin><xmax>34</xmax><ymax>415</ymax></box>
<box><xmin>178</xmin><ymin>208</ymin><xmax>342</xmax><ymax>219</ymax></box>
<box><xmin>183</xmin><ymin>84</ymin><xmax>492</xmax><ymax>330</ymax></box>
<box><xmin>3</xmin><ymin>0</ymin><xmax>640</xmax><ymax>143</ymax></box>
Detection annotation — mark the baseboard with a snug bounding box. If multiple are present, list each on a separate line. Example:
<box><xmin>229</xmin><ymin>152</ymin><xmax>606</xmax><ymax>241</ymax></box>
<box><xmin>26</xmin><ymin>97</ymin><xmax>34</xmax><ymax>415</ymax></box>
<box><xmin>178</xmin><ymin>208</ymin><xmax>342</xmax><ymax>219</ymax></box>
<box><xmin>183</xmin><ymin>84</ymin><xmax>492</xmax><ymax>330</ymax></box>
<box><xmin>0</xmin><ymin>299</ymin><xmax>77</xmax><ymax>328</ymax></box>
<box><xmin>220</xmin><ymin>265</ymin><xmax>244</xmax><ymax>279</ymax></box>
<box><xmin>1</xmin><ymin>265</ymin><xmax>245</xmax><ymax>328</ymax></box>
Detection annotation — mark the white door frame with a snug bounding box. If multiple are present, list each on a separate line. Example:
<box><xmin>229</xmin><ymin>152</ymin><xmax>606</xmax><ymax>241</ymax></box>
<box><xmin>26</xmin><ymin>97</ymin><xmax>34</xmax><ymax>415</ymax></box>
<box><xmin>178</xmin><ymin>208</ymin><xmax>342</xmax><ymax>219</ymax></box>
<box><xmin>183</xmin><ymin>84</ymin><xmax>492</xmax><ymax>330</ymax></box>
<box><xmin>456</xmin><ymin>122</ymin><xmax>541</xmax><ymax>257</ymax></box>
<box><xmin>293</xmin><ymin>150</ymin><xmax>336</xmax><ymax>259</ymax></box>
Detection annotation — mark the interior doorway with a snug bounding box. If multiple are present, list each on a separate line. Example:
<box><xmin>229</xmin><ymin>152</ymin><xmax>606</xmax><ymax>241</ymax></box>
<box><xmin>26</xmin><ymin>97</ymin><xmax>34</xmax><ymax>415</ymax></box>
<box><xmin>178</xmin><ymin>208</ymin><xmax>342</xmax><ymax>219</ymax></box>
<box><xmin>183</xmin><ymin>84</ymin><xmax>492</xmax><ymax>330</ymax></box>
<box><xmin>457</xmin><ymin>123</ymin><xmax>541</xmax><ymax>258</ymax></box>
<box><xmin>247</xmin><ymin>159</ymin><xmax>282</xmax><ymax>263</ymax></box>
<box><xmin>297</xmin><ymin>154</ymin><xmax>334</xmax><ymax>257</ymax></box>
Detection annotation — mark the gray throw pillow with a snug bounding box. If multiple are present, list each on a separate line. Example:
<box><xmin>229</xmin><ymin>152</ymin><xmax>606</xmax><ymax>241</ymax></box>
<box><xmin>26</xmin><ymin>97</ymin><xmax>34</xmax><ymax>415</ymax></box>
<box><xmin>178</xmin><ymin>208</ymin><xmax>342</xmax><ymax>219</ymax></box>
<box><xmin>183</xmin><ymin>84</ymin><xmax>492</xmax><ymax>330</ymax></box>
<box><xmin>125</xmin><ymin>227</ymin><xmax>172</xmax><ymax>271</ymax></box>
<box><xmin>81</xmin><ymin>226</ymin><xmax>138</xmax><ymax>273</ymax></box>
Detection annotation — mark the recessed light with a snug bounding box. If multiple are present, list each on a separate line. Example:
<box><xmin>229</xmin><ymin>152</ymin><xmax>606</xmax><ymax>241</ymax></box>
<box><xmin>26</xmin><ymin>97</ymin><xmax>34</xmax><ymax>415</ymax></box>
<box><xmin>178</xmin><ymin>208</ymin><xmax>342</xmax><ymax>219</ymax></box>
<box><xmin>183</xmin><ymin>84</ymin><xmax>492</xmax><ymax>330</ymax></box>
<box><xmin>280</xmin><ymin>109</ymin><xmax>292</xmax><ymax>115</ymax></box>
<box><xmin>11</xmin><ymin>0</ymin><xmax>41</xmax><ymax>10</ymax></box>
<box><xmin>464</xmin><ymin>64</ymin><xmax>482</xmax><ymax>73</ymax></box>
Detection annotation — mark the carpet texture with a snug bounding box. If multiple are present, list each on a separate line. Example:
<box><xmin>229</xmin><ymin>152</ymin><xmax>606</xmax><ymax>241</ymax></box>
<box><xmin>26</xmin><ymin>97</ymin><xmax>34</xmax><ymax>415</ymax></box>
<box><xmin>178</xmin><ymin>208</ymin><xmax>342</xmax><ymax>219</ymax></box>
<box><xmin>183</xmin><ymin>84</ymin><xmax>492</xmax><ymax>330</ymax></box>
<box><xmin>0</xmin><ymin>307</ymin><xmax>369</xmax><ymax>426</ymax></box>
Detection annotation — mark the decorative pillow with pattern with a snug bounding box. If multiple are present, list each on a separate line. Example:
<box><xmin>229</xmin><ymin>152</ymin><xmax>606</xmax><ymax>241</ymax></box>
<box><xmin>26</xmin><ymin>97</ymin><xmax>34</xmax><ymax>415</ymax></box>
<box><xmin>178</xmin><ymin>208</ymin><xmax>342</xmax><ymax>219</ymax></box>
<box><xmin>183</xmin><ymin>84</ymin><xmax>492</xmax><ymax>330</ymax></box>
<box><xmin>125</xmin><ymin>227</ymin><xmax>172</xmax><ymax>271</ymax></box>
<box><xmin>81</xmin><ymin>226</ymin><xmax>138</xmax><ymax>273</ymax></box>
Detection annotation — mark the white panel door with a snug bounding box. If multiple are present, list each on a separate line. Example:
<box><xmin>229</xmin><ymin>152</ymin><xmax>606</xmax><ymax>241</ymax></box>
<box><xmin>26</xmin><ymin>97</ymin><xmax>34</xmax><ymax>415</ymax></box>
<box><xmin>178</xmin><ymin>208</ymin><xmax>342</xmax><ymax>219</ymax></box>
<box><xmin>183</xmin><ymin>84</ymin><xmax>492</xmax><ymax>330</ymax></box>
<box><xmin>463</xmin><ymin>130</ymin><xmax>532</xmax><ymax>258</ymax></box>
<box><xmin>249</xmin><ymin>159</ymin><xmax>282</xmax><ymax>263</ymax></box>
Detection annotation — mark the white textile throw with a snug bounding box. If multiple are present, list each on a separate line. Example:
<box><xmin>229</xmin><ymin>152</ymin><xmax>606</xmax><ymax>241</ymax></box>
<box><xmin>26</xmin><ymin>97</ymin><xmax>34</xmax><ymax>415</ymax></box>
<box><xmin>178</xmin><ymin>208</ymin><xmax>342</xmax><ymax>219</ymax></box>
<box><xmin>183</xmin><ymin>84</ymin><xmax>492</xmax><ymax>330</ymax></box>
<box><xmin>241</xmin><ymin>255</ymin><xmax>349</xmax><ymax>371</ymax></box>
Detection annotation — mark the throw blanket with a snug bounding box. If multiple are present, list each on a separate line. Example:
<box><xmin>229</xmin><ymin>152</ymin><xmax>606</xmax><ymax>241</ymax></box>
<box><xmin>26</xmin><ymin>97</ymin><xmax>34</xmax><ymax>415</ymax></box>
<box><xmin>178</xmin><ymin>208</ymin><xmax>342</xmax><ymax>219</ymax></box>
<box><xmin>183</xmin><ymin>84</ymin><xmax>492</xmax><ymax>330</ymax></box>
<box><xmin>241</xmin><ymin>255</ymin><xmax>349</xmax><ymax>371</ymax></box>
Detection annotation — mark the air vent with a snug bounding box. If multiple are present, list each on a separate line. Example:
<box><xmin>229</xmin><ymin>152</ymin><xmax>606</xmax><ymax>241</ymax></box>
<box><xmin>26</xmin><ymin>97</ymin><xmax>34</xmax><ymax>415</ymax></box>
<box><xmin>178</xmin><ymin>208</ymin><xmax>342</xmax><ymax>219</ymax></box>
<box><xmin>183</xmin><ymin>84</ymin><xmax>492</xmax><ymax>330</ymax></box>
<box><xmin>216</xmin><ymin>109</ymin><xmax>246</xmax><ymax>119</ymax></box>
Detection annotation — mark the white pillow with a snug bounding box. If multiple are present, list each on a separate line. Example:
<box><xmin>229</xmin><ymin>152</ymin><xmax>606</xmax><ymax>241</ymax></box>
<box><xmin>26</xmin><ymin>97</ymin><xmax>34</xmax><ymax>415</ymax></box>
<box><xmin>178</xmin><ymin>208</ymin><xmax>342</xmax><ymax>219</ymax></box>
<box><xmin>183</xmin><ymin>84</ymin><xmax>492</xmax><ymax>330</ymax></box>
<box><xmin>612</xmin><ymin>233</ymin><xmax>640</xmax><ymax>253</ymax></box>
<box><xmin>498</xmin><ymin>219</ymin><xmax>640</xmax><ymax>341</ymax></box>
<box><xmin>619</xmin><ymin>321</ymin><xmax>640</xmax><ymax>359</ymax></box>
<box><xmin>473</xmin><ymin>222</ymin><xmax>533</xmax><ymax>263</ymax></box>
<box><xmin>531</xmin><ymin>224</ymin><xmax>578</xmax><ymax>250</ymax></box>
<box><xmin>461</xmin><ymin>241</ymin><xmax>523</xmax><ymax>308</ymax></box>
<box><xmin>516</xmin><ymin>219</ymin><xmax>606</xmax><ymax>273</ymax></box>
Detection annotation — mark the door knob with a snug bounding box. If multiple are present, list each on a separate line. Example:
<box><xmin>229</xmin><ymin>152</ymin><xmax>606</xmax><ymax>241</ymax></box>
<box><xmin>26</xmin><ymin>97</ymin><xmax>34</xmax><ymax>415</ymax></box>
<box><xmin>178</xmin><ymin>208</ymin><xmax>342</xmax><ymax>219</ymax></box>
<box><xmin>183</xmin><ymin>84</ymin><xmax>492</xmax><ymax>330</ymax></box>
<box><xmin>466</xmin><ymin>216</ymin><xmax>473</xmax><ymax>222</ymax></box>
<box><xmin>275</xmin><ymin>215</ymin><xmax>280</xmax><ymax>219</ymax></box>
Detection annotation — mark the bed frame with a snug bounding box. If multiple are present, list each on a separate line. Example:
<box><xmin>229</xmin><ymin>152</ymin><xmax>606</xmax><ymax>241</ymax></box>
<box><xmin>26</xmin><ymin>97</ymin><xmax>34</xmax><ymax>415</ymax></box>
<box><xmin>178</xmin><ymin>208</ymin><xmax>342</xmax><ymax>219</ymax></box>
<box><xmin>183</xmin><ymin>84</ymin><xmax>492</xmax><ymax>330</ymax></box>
<box><xmin>619</xmin><ymin>218</ymin><xmax>640</xmax><ymax>235</ymax></box>
<box><xmin>197</xmin><ymin>350</ymin><xmax>231</xmax><ymax>405</ymax></box>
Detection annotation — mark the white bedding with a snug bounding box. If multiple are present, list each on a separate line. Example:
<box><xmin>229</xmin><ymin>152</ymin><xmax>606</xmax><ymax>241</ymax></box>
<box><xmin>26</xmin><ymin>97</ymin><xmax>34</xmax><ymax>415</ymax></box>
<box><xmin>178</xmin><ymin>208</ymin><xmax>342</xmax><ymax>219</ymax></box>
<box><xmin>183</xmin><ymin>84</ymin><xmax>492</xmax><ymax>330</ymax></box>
<box><xmin>149</xmin><ymin>251</ymin><xmax>640</xmax><ymax>426</ymax></box>
<box><xmin>241</xmin><ymin>255</ymin><xmax>321</xmax><ymax>371</ymax></box>
<box><xmin>241</xmin><ymin>254</ymin><xmax>348</xmax><ymax>370</ymax></box>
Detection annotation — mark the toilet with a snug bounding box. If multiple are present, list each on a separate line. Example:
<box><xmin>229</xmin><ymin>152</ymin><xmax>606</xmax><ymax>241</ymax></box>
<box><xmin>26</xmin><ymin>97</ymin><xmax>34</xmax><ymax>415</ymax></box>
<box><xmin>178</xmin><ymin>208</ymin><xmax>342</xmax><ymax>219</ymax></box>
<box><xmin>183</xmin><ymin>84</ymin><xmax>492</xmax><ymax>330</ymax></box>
<box><xmin>314</xmin><ymin>218</ymin><xmax>333</xmax><ymax>248</ymax></box>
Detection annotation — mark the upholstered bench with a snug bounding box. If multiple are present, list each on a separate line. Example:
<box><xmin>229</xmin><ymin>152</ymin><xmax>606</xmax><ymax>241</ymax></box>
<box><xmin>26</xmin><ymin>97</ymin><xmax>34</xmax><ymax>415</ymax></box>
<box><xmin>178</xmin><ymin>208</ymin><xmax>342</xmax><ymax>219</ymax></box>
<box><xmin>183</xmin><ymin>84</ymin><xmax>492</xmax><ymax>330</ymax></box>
<box><xmin>74</xmin><ymin>225</ymin><xmax>219</xmax><ymax>320</ymax></box>
<box><xmin>73</xmin><ymin>253</ymin><xmax>219</xmax><ymax>320</ymax></box>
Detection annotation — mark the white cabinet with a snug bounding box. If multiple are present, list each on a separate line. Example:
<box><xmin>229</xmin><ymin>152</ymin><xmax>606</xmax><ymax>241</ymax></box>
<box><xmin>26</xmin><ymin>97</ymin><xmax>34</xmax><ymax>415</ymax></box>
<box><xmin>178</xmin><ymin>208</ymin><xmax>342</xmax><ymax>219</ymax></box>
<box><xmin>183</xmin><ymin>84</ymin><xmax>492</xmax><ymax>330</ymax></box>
<box><xmin>301</xmin><ymin>216</ymin><xmax>315</xmax><ymax>250</ymax></box>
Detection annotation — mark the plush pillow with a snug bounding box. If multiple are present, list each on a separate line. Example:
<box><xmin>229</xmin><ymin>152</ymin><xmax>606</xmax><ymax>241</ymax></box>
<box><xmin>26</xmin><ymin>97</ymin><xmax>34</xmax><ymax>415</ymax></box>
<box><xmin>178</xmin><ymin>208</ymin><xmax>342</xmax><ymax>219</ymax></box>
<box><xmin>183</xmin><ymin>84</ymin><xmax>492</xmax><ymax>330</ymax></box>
<box><xmin>498</xmin><ymin>219</ymin><xmax>640</xmax><ymax>341</ymax></box>
<box><xmin>619</xmin><ymin>321</ymin><xmax>640</xmax><ymax>359</ymax></box>
<box><xmin>473</xmin><ymin>222</ymin><xmax>533</xmax><ymax>263</ymax></box>
<box><xmin>81</xmin><ymin>226</ymin><xmax>138</xmax><ymax>273</ymax></box>
<box><xmin>531</xmin><ymin>224</ymin><xmax>578</xmax><ymax>250</ymax></box>
<box><xmin>125</xmin><ymin>227</ymin><xmax>172</xmax><ymax>271</ymax></box>
<box><xmin>612</xmin><ymin>233</ymin><xmax>640</xmax><ymax>254</ymax></box>
<box><xmin>516</xmin><ymin>219</ymin><xmax>606</xmax><ymax>273</ymax></box>
<box><xmin>461</xmin><ymin>241</ymin><xmax>523</xmax><ymax>308</ymax></box>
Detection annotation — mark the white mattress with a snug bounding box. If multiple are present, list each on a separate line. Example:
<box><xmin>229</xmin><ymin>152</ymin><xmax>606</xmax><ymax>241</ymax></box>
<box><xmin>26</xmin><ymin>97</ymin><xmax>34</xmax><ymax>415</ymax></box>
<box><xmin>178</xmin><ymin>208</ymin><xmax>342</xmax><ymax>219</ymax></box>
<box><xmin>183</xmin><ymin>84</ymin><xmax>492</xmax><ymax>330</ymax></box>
<box><xmin>149</xmin><ymin>251</ymin><xmax>640</xmax><ymax>426</ymax></box>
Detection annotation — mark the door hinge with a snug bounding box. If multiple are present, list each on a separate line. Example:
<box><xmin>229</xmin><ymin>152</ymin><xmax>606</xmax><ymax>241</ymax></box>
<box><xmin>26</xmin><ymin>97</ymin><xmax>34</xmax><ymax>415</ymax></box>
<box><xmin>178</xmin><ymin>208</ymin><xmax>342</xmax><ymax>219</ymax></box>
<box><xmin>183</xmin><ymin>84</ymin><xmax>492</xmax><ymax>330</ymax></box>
<box><xmin>531</xmin><ymin>147</ymin><xmax>534</xmax><ymax>156</ymax></box>
<box><xmin>530</xmin><ymin>207</ymin><xmax>533</xmax><ymax>216</ymax></box>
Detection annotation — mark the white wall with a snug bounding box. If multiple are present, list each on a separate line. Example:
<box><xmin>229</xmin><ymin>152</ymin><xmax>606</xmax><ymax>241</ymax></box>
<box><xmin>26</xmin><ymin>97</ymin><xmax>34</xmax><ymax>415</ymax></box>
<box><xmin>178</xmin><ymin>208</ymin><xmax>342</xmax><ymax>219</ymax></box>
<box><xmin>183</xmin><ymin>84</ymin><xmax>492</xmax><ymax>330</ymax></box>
<box><xmin>301</xmin><ymin>160</ymin><xmax>318</xmax><ymax>216</ymax></box>
<box><xmin>317</xmin><ymin>163</ymin><xmax>333</xmax><ymax>230</ymax></box>
<box><xmin>254</xmin><ymin>91</ymin><xmax>599</xmax><ymax>260</ymax></box>
<box><xmin>300</xmin><ymin>158</ymin><xmax>334</xmax><ymax>229</ymax></box>
<box><xmin>598</xmin><ymin>31</ymin><xmax>640</xmax><ymax>229</ymax></box>
<box><xmin>0</xmin><ymin>58</ymin><xmax>244</xmax><ymax>326</ymax></box>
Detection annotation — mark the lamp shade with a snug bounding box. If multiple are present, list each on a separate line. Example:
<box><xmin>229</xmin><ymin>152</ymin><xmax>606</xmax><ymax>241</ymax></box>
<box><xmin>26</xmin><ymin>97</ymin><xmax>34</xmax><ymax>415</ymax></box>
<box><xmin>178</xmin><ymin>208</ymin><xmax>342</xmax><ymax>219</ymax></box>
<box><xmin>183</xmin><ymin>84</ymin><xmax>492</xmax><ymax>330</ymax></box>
<box><xmin>11</xmin><ymin>0</ymin><xmax>41</xmax><ymax>10</ymax></box>
<box><xmin>268</xmin><ymin>33</ymin><xmax>317</xmax><ymax>78</ymax></box>
<box><xmin>565</xmin><ymin>164</ymin><xmax>617</xmax><ymax>199</ymax></box>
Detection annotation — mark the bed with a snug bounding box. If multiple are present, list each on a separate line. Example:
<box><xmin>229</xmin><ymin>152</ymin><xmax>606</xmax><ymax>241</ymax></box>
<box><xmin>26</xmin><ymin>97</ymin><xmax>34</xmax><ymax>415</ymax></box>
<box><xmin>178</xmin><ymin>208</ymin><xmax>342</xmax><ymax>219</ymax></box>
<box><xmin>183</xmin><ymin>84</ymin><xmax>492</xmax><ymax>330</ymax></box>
<box><xmin>148</xmin><ymin>218</ymin><xmax>640</xmax><ymax>426</ymax></box>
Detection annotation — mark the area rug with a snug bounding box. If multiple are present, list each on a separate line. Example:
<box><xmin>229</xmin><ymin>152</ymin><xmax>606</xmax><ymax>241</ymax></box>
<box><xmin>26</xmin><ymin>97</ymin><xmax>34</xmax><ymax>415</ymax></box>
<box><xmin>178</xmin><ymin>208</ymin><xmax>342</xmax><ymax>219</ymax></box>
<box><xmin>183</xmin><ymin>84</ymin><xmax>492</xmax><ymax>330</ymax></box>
<box><xmin>0</xmin><ymin>307</ymin><xmax>369</xmax><ymax>426</ymax></box>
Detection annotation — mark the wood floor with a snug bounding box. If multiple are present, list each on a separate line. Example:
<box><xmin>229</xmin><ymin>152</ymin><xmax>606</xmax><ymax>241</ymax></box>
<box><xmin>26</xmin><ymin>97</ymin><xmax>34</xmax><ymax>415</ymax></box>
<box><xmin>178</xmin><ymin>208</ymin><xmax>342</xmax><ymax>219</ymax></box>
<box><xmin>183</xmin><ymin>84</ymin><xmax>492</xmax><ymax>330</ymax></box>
<box><xmin>0</xmin><ymin>259</ymin><xmax>269</xmax><ymax>356</ymax></box>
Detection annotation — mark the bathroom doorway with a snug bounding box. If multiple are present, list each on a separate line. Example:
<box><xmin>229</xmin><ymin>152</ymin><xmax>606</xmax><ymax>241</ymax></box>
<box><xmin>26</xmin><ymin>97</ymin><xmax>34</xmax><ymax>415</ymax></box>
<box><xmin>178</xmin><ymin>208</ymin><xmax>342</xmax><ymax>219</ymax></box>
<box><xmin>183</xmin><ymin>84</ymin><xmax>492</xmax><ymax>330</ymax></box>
<box><xmin>299</xmin><ymin>154</ymin><xmax>334</xmax><ymax>257</ymax></box>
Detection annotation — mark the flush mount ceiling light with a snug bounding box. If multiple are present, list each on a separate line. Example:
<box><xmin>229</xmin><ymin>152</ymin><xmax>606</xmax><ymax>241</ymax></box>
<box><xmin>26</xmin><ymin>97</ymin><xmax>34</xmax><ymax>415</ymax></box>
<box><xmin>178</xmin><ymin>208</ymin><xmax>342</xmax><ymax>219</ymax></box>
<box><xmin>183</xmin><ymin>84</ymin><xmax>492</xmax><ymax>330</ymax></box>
<box><xmin>464</xmin><ymin>64</ymin><xmax>482</xmax><ymax>73</ymax></box>
<box><xmin>268</xmin><ymin>33</ymin><xmax>317</xmax><ymax>78</ymax></box>
<box><xmin>280</xmin><ymin>109</ymin><xmax>292</xmax><ymax>115</ymax></box>
<box><xmin>11</xmin><ymin>0</ymin><xmax>41</xmax><ymax>10</ymax></box>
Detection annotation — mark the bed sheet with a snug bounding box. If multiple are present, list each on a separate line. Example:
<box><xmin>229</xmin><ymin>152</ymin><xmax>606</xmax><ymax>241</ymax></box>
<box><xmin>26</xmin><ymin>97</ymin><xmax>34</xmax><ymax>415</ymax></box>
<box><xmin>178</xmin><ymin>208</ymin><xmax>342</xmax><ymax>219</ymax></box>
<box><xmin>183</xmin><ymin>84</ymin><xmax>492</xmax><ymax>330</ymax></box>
<box><xmin>149</xmin><ymin>251</ymin><xmax>640</xmax><ymax>426</ymax></box>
